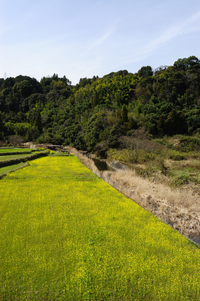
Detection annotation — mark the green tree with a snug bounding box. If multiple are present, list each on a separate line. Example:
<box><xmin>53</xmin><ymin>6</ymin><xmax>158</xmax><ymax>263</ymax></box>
<box><xmin>165</xmin><ymin>109</ymin><xmax>177</xmax><ymax>135</ymax></box>
<box><xmin>177</xmin><ymin>112</ymin><xmax>188</xmax><ymax>134</ymax></box>
<box><xmin>40</xmin><ymin>77</ymin><xmax>53</xmax><ymax>93</ymax></box>
<box><xmin>0</xmin><ymin>111</ymin><xmax>4</xmax><ymax>139</ymax></box>
<box><xmin>157</xmin><ymin>114</ymin><xmax>165</xmax><ymax>134</ymax></box>
<box><xmin>165</xmin><ymin>109</ymin><xmax>188</xmax><ymax>135</ymax></box>
<box><xmin>93</xmin><ymin>91</ymin><xmax>99</xmax><ymax>107</ymax></box>
<box><xmin>34</xmin><ymin>111</ymin><xmax>43</xmax><ymax>133</ymax></box>
<box><xmin>174</xmin><ymin>56</ymin><xmax>200</xmax><ymax>73</ymax></box>
<box><xmin>108</xmin><ymin>122</ymin><xmax>124</xmax><ymax>148</ymax></box>
<box><xmin>121</xmin><ymin>104</ymin><xmax>128</xmax><ymax>123</ymax></box>
<box><xmin>138</xmin><ymin>66</ymin><xmax>153</xmax><ymax>77</ymax></box>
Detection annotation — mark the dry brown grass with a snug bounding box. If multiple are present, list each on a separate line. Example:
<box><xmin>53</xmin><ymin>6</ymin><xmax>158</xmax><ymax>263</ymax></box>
<box><xmin>110</xmin><ymin>169</ymin><xmax>199</xmax><ymax>211</ymax></box>
<box><xmin>177</xmin><ymin>159</ymin><xmax>200</xmax><ymax>169</ymax></box>
<box><xmin>108</xmin><ymin>169</ymin><xmax>200</xmax><ymax>237</ymax></box>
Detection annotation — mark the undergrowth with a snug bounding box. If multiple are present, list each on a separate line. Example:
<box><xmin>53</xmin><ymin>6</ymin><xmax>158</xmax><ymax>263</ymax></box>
<box><xmin>108</xmin><ymin>135</ymin><xmax>200</xmax><ymax>190</ymax></box>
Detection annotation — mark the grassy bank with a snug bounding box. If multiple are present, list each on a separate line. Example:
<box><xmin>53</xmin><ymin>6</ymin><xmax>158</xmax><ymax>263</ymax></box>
<box><xmin>0</xmin><ymin>154</ymin><xmax>33</xmax><ymax>161</ymax></box>
<box><xmin>0</xmin><ymin>148</ymin><xmax>31</xmax><ymax>153</ymax></box>
<box><xmin>0</xmin><ymin>162</ymin><xmax>28</xmax><ymax>176</ymax></box>
<box><xmin>0</xmin><ymin>150</ymin><xmax>49</xmax><ymax>168</ymax></box>
<box><xmin>0</xmin><ymin>156</ymin><xmax>200</xmax><ymax>300</ymax></box>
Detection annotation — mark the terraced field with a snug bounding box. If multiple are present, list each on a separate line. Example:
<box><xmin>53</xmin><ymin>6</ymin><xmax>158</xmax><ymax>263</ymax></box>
<box><xmin>0</xmin><ymin>148</ymin><xmax>31</xmax><ymax>153</ymax></box>
<box><xmin>0</xmin><ymin>148</ymin><xmax>49</xmax><ymax>172</ymax></box>
<box><xmin>0</xmin><ymin>155</ymin><xmax>200</xmax><ymax>300</ymax></box>
<box><xmin>0</xmin><ymin>154</ymin><xmax>32</xmax><ymax>161</ymax></box>
<box><xmin>0</xmin><ymin>163</ymin><xmax>28</xmax><ymax>175</ymax></box>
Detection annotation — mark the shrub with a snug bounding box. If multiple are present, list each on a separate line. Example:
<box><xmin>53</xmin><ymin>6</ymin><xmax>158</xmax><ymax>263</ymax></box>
<box><xmin>171</xmin><ymin>174</ymin><xmax>190</xmax><ymax>186</ymax></box>
<box><xmin>178</xmin><ymin>137</ymin><xmax>200</xmax><ymax>152</ymax></box>
<box><xmin>166</xmin><ymin>150</ymin><xmax>186</xmax><ymax>160</ymax></box>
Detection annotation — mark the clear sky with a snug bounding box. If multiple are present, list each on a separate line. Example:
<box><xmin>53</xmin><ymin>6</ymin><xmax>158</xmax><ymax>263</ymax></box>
<box><xmin>1</xmin><ymin>0</ymin><xmax>200</xmax><ymax>84</ymax></box>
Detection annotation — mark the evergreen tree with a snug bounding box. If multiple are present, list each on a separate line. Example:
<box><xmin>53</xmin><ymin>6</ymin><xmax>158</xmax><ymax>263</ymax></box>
<box><xmin>117</xmin><ymin>109</ymin><xmax>121</xmax><ymax>120</ymax></box>
<box><xmin>34</xmin><ymin>111</ymin><xmax>43</xmax><ymax>133</ymax></box>
<box><xmin>157</xmin><ymin>114</ymin><xmax>165</xmax><ymax>134</ymax></box>
<box><xmin>0</xmin><ymin>111</ymin><xmax>4</xmax><ymax>139</ymax></box>
<box><xmin>121</xmin><ymin>104</ymin><xmax>128</xmax><ymax>123</ymax></box>
<box><xmin>127</xmin><ymin>117</ymin><xmax>137</xmax><ymax>130</ymax></box>
<box><xmin>177</xmin><ymin>112</ymin><xmax>188</xmax><ymax>134</ymax></box>
<box><xmin>165</xmin><ymin>109</ymin><xmax>177</xmax><ymax>135</ymax></box>
<box><xmin>138</xmin><ymin>66</ymin><xmax>153</xmax><ymax>77</ymax></box>
<box><xmin>93</xmin><ymin>91</ymin><xmax>99</xmax><ymax>107</ymax></box>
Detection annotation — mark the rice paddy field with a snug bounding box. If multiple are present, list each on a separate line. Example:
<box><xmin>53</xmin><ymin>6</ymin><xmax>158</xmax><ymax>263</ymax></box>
<box><xmin>0</xmin><ymin>148</ymin><xmax>31</xmax><ymax>153</ymax></box>
<box><xmin>0</xmin><ymin>155</ymin><xmax>200</xmax><ymax>300</ymax></box>
<box><xmin>0</xmin><ymin>163</ymin><xmax>28</xmax><ymax>176</ymax></box>
<box><xmin>0</xmin><ymin>154</ymin><xmax>33</xmax><ymax>162</ymax></box>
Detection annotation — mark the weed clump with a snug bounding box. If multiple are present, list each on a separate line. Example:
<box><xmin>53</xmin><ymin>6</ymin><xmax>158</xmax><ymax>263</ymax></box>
<box><xmin>178</xmin><ymin>137</ymin><xmax>200</xmax><ymax>152</ymax></box>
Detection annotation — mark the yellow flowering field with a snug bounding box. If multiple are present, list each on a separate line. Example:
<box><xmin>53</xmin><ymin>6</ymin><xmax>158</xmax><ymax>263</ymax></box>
<box><xmin>0</xmin><ymin>155</ymin><xmax>200</xmax><ymax>300</ymax></box>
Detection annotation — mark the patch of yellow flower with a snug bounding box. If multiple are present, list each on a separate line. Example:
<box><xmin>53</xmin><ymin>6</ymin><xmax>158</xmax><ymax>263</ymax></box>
<box><xmin>0</xmin><ymin>155</ymin><xmax>200</xmax><ymax>300</ymax></box>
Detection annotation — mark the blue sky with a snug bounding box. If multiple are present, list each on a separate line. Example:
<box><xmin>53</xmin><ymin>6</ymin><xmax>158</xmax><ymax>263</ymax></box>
<box><xmin>1</xmin><ymin>0</ymin><xmax>200</xmax><ymax>84</ymax></box>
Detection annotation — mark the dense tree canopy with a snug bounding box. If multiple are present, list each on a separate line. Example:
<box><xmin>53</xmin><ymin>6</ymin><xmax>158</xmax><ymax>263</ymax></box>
<box><xmin>0</xmin><ymin>56</ymin><xmax>200</xmax><ymax>155</ymax></box>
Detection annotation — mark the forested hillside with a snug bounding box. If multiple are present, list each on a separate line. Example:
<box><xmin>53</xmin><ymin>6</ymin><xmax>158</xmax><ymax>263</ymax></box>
<box><xmin>0</xmin><ymin>56</ymin><xmax>200</xmax><ymax>156</ymax></box>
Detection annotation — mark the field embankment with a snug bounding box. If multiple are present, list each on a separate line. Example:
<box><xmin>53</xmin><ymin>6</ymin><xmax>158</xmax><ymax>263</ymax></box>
<box><xmin>0</xmin><ymin>148</ymin><xmax>31</xmax><ymax>153</ymax></box>
<box><xmin>0</xmin><ymin>162</ymin><xmax>29</xmax><ymax>177</ymax></box>
<box><xmin>0</xmin><ymin>150</ymin><xmax>49</xmax><ymax>169</ymax></box>
<box><xmin>1</xmin><ymin>155</ymin><xmax>200</xmax><ymax>300</ymax></box>
<box><xmin>67</xmin><ymin>146</ymin><xmax>200</xmax><ymax>244</ymax></box>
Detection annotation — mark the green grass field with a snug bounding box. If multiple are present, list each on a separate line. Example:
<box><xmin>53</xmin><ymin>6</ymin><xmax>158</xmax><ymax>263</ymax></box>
<box><xmin>0</xmin><ymin>154</ymin><xmax>33</xmax><ymax>162</ymax></box>
<box><xmin>0</xmin><ymin>155</ymin><xmax>200</xmax><ymax>300</ymax></box>
<box><xmin>0</xmin><ymin>148</ymin><xmax>31</xmax><ymax>153</ymax></box>
<box><xmin>0</xmin><ymin>163</ymin><xmax>28</xmax><ymax>175</ymax></box>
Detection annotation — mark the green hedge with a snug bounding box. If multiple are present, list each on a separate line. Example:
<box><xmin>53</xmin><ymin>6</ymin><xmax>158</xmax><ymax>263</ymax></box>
<box><xmin>0</xmin><ymin>151</ymin><xmax>49</xmax><ymax>168</ymax></box>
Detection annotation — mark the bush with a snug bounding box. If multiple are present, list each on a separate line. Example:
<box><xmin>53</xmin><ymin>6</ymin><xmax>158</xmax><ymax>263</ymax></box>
<box><xmin>172</xmin><ymin>174</ymin><xmax>190</xmax><ymax>186</ymax></box>
<box><xmin>166</xmin><ymin>150</ymin><xmax>186</xmax><ymax>160</ymax></box>
<box><xmin>108</xmin><ymin>148</ymin><xmax>154</xmax><ymax>164</ymax></box>
<box><xmin>178</xmin><ymin>137</ymin><xmax>200</xmax><ymax>152</ymax></box>
<box><xmin>9</xmin><ymin>135</ymin><xmax>24</xmax><ymax>146</ymax></box>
